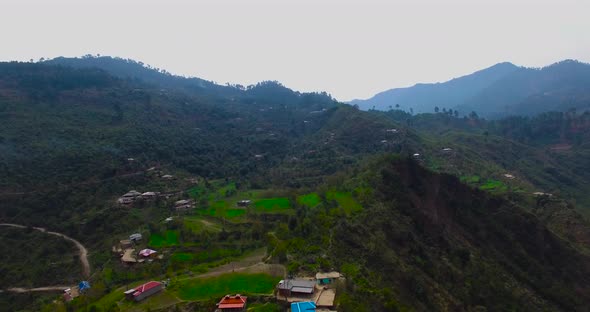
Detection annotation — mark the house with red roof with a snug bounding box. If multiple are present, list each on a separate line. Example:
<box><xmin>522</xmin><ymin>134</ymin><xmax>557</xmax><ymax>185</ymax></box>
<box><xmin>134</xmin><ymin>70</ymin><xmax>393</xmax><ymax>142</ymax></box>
<box><xmin>216</xmin><ymin>294</ymin><xmax>247</xmax><ymax>312</ymax></box>
<box><xmin>124</xmin><ymin>281</ymin><xmax>163</xmax><ymax>302</ymax></box>
<box><xmin>138</xmin><ymin>248</ymin><xmax>157</xmax><ymax>258</ymax></box>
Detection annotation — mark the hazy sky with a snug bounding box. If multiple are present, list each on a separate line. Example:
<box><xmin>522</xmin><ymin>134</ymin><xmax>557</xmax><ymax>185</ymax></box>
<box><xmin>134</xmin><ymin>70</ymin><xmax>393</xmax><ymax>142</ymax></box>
<box><xmin>2</xmin><ymin>0</ymin><xmax>589</xmax><ymax>101</ymax></box>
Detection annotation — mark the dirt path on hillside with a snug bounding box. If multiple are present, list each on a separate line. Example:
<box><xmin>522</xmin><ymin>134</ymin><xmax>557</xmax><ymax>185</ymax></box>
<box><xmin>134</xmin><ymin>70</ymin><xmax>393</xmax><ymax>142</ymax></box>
<box><xmin>0</xmin><ymin>223</ymin><xmax>90</xmax><ymax>278</ymax></box>
<box><xmin>0</xmin><ymin>286</ymin><xmax>72</xmax><ymax>293</ymax></box>
<box><xmin>177</xmin><ymin>248</ymin><xmax>286</xmax><ymax>281</ymax></box>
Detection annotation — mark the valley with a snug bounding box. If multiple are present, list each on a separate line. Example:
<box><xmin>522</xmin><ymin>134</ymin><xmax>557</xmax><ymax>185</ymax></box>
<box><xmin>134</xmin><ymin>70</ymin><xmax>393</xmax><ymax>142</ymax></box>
<box><xmin>0</xmin><ymin>57</ymin><xmax>589</xmax><ymax>312</ymax></box>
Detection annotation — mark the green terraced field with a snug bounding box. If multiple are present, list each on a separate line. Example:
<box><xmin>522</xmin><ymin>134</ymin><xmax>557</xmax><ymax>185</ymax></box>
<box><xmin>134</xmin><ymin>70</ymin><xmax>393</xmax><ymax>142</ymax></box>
<box><xmin>184</xmin><ymin>216</ymin><xmax>222</xmax><ymax>233</ymax></box>
<box><xmin>173</xmin><ymin>273</ymin><xmax>280</xmax><ymax>300</ymax></box>
<box><xmin>254</xmin><ymin>197</ymin><xmax>291</xmax><ymax>212</ymax></box>
<box><xmin>326</xmin><ymin>191</ymin><xmax>362</xmax><ymax>214</ymax></box>
<box><xmin>297</xmin><ymin>193</ymin><xmax>321</xmax><ymax>207</ymax></box>
<box><xmin>149</xmin><ymin>230</ymin><xmax>179</xmax><ymax>247</ymax></box>
<box><xmin>171</xmin><ymin>252</ymin><xmax>195</xmax><ymax>262</ymax></box>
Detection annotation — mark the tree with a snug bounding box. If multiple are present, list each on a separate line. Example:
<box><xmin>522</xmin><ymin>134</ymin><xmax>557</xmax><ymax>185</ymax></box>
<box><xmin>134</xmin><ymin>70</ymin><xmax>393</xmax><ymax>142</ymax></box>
<box><xmin>469</xmin><ymin>111</ymin><xmax>479</xmax><ymax>119</ymax></box>
<box><xmin>395</xmin><ymin>104</ymin><xmax>400</xmax><ymax>109</ymax></box>
<box><xmin>454</xmin><ymin>110</ymin><xmax>459</xmax><ymax>118</ymax></box>
<box><xmin>434</xmin><ymin>106</ymin><xmax>440</xmax><ymax>113</ymax></box>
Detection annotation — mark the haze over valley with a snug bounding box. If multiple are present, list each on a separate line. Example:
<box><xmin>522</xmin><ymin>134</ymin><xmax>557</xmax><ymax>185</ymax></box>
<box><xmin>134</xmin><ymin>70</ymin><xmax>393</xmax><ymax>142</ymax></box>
<box><xmin>1</xmin><ymin>1</ymin><xmax>590</xmax><ymax>312</ymax></box>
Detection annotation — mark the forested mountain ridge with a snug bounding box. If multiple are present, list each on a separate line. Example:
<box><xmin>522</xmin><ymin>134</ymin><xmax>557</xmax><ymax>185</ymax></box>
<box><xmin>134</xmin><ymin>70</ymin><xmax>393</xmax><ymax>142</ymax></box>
<box><xmin>1</xmin><ymin>58</ymin><xmax>589</xmax><ymax>311</ymax></box>
<box><xmin>352</xmin><ymin>59</ymin><xmax>590</xmax><ymax>118</ymax></box>
<box><xmin>44</xmin><ymin>56</ymin><xmax>232</xmax><ymax>96</ymax></box>
<box><xmin>350</xmin><ymin>62</ymin><xmax>518</xmax><ymax>113</ymax></box>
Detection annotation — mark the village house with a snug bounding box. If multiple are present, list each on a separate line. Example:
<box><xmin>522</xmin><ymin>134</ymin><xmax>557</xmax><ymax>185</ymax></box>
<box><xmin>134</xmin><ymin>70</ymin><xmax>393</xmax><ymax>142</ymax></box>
<box><xmin>124</xmin><ymin>281</ymin><xmax>163</xmax><ymax>301</ymax></box>
<box><xmin>63</xmin><ymin>287</ymin><xmax>78</xmax><ymax>302</ymax></box>
<box><xmin>129</xmin><ymin>233</ymin><xmax>142</xmax><ymax>242</ymax></box>
<box><xmin>138</xmin><ymin>248</ymin><xmax>157</xmax><ymax>258</ymax></box>
<box><xmin>216</xmin><ymin>294</ymin><xmax>247</xmax><ymax>312</ymax></box>
<box><xmin>291</xmin><ymin>301</ymin><xmax>316</xmax><ymax>312</ymax></box>
<box><xmin>174</xmin><ymin>199</ymin><xmax>194</xmax><ymax>212</ymax></box>
<box><xmin>123</xmin><ymin>190</ymin><xmax>142</xmax><ymax>198</ymax></box>
<box><xmin>121</xmin><ymin>248</ymin><xmax>137</xmax><ymax>264</ymax></box>
<box><xmin>117</xmin><ymin>197</ymin><xmax>134</xmax><ymax>205</ymax></box>
<box><xmin>141</xmin><ymin>192</ymin><xmax>158</xmax><ymax>200</ymax></box>
<box><xmin>277</xmin><ymin>279</ymin><xmax>316</xmax><ymax>298</ymax></box>
<box><xmin>315</xmin><ymin>272</ymin><xmax>341</xmax><ymax>285</ymax></box>
<box><xmin>117</xmin><ymin>190</ymin><xmax>142</xmax><ymax>205</ymax></box>
<box><xmin>161</xmin><ymin>174</ymin><xmax>175</xmax><ymax>180</ymax></box>
<box><xmin>120</xmin><ymin>239</ymin><xmax>133</xmax><ymax>249</ymax></box>
<box><xmin>237</xmin><ymin>199</ymin><xmax>251</xmax><ymax>207</ymax></box>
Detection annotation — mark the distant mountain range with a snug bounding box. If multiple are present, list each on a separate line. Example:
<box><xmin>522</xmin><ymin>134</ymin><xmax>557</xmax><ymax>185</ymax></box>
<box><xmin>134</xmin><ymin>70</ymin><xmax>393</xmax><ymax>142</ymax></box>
<box><xmin>350</xmin><ymin>60</ymin><xmax>590</xmax><ymax>118</ymax></box>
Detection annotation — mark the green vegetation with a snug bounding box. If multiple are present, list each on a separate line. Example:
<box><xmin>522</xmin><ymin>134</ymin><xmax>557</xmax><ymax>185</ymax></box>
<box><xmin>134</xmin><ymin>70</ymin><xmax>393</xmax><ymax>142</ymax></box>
<box><xmin>461</xmin><ymin>175</ymin><xmax>481</xmax><ymax>184</ymax></box>
<box><xmin>254</xmin><ymin>198</ymin><xmax>291</xmax><ymax>212</ymax></box>
<box><xmin>479</xmin><ymin>179</ymin><xmax>508</xmax><ymax>192</ymax></box>
<box><xmin>195</xmin><ymin>206</ymin><xmax>246</xmax><ymax>219</ymax></box>
<box><xmin>0</xmin><ymin>227</ymin><xmax>81</xmax><ymax>287</ymax></box>
<box><xmin>88</xmin><ymin>288</ymin><xmax>125</xmax><ymax>312</ymax></box>
<box><xmin>248</xmin><ymin>302</ymin><xmax>282</xmax><ymax>312</ymax></box>
<box><xmin>171</xmin><ymin>252</ymin><xmax>194</xmax><ymax>262</ymax></box>
<box><xmin>226</xmin><ymin>209</ymin><xmax>247</xmax><ymax>218</ymax></box>
<box><xmin>149</xmin><ymin>230</ymin><xmax>179</xmax><ymax>247</ymax></box>
<box><xmin>187</xmin><ymin>185</ymin><xmax>207</xmax><ymax>200</ymax></box>
<box><xmin>172</xmin><ymin>273</ymin><xmax>280</xmax><ymax>300</ymax></box>
<box><xmin>297</xmin><ymin>193</ymin><xmax>321</xmax><ymax>207</ymax></box>
<box><xmin>183</xmin><ymin>216</ymin><xmax>222</xmax><ymax>233</ymax></box>
<box><xmin>326</xmin><ymin>190</ymin><xmax>362</xmax><ymax>213</ymax></box>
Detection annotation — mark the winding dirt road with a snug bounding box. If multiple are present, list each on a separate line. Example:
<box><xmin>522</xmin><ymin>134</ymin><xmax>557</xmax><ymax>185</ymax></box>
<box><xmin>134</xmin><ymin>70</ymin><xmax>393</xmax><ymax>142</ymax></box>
<box><xmin>0</xmin><ymin>286</ymin><xmax>72</xmax><ymax>293</ymax></box>
<box><xmin>0</xmin><ymin>223</ymin><xmax>90</xmax><ymax>278</ymax></box>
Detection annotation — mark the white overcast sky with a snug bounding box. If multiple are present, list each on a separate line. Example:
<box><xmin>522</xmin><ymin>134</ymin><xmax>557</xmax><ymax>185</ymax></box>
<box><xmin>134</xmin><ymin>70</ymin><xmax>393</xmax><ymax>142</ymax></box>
<box><xmin>1</xmin><ymin>0</ymin><xmax>589</xmax><ymax>101</ymax></box>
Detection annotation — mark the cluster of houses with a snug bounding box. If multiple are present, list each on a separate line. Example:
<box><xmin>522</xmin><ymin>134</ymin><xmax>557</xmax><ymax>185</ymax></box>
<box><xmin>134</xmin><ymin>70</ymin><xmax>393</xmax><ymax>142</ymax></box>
<box><xmin>113</xmin><ymin>233</ymin><xmax>163</xmax><ymax>264</ymax></box>
<box><xmin>114</xmin><ymin>271</ymin><xmax>341</xmax><ymax>311</ymax></box>
<box><xmin>116</xmin><ymin>190</ymin><xmax>159</xmax><ymax>206</ymax></box>
<box><xmin>212</xmin><ymin>271</ymin><xmax>342</xmax><ymax>311</ymax></box>
<box><xmin>276</xmin><ymin>271</ymin><xmax>342</xmax><ymax>312</ymax></box>
<box><xmin>116</xmin><ymin>189</ymin><xmax>197</xmax><ymax>214</ymax></box>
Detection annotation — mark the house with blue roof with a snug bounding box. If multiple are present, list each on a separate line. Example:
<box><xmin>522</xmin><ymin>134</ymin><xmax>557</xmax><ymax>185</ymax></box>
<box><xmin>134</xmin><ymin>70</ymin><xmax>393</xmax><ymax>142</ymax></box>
<box><xmin>291</xmin><ymin>301</ymin><xmax>316</xmax><ymax>312</ymax></box>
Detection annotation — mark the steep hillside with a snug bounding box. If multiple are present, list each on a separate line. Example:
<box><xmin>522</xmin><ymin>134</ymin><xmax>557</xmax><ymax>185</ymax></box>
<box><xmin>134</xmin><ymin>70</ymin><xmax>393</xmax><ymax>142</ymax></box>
<box><xmin>376</xmin><ymin>110</ymin><xmax>590</xmax><ymax>213</ymax></box>
<box><xmin>319</xmin><ymin>158</ymin><xmax>590</xmax><ymax>311</ymax></box>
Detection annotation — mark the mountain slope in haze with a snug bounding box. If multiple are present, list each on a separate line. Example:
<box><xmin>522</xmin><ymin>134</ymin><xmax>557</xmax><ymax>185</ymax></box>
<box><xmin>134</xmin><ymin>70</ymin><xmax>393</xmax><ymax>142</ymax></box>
<box><xmin>350</xmin><ymin>62</ymin><xmax>518</xmax><ymax>113</ymax></box>
<box><xmin>44</xmin><ymin>56</ymin><xmax>235</xmax><ymax>96</ymax></box>
<box><xmin>458</xmin><ymin>60</ymin><xmax>590</xmax><ymax>117</ymax></box>
<box><xmin>353</xmin><ymin>60</ymin><xmax>590</xmax><ymax>118</ymax></box>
